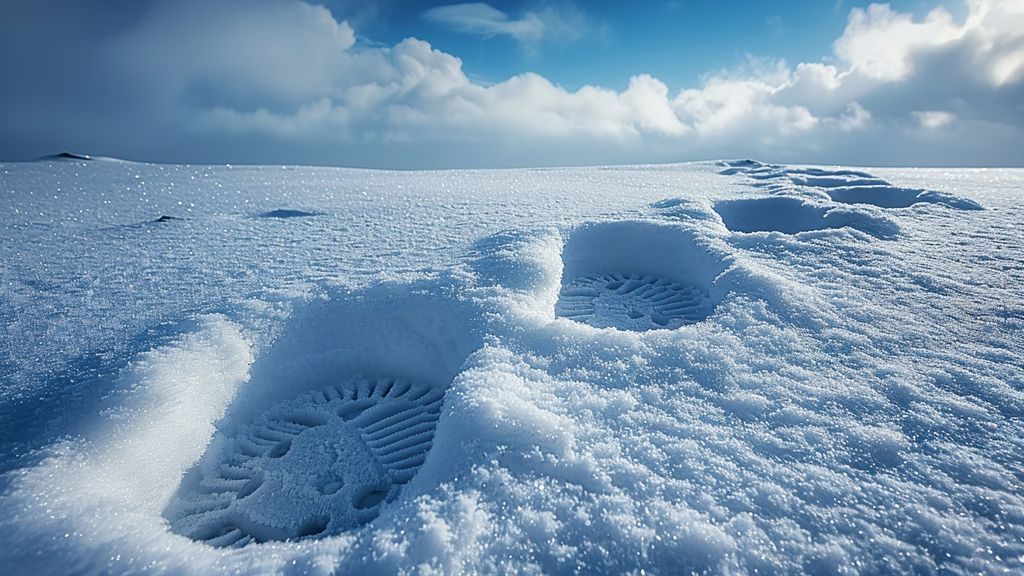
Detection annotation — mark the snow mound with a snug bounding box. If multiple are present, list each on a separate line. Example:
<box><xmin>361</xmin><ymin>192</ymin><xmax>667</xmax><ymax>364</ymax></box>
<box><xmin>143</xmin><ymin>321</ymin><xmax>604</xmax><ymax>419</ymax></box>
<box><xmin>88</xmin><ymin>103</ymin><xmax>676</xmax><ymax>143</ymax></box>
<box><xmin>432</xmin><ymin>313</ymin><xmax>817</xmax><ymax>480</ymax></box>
<box><xmin>38</xmin><ymin>151</ymin><xmax>128</xmax><ymax>163</ymax></box>
<box><xmin>256</xmin><ymin>209</ymin><xmax>325</xmax><ymax>219</ymax></box>
<box><xmin>41</xmin><ymin>152</ymin><xmax>94</xmax><ymax>161</ymax></box>
<box><xmin>718</xmin><ymin>160</ymin><xmax>983</xmax><ymax>210</ymax></box>
<box><xmin>153</xmin><ymin>215</ymin><xmax>185</xmax><ymax>223</ymax></box>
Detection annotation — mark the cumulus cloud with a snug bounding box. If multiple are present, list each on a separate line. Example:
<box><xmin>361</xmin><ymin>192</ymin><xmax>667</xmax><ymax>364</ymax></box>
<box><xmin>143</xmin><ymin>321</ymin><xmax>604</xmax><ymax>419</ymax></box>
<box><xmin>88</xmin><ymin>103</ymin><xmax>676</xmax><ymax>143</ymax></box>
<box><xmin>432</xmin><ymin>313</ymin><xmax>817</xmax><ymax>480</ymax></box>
<box><xmin>836</xmin><ymin>0</ymin><xmax>1024</xmax><ymax>86</ymax></box>
<box><xmin>835</xmin><ymin>3</ymin><xmax>963</xmax><ymax>82</ymax></box>
<box><xmin>422</xmin><ymin>2</ymin><xmax>586</xmax><ymax>46</ymax></box>
<box><xmin>0</xmin><ymin>0</ymin><xmax>1022</xmax><ymax>167</ymax></box>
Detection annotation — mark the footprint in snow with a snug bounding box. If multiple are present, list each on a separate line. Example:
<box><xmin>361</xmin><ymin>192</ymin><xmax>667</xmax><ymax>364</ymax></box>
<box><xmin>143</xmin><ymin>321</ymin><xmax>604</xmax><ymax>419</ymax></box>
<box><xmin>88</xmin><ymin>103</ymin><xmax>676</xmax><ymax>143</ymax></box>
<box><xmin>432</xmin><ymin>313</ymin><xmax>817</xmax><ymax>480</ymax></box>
<box><xmin>164</xmin><ymin>377</ymin><xmax>445</xmax><ymax>547</ymax></box>
<box><xmin>554</xmin><ymin>221</ymin><xmax>727</xmax><ymax>331</ymax></box>
<box><xmin>557</xmin><ymin>273</ymin><xmax>713</xmax><ymax>331</ymax></box>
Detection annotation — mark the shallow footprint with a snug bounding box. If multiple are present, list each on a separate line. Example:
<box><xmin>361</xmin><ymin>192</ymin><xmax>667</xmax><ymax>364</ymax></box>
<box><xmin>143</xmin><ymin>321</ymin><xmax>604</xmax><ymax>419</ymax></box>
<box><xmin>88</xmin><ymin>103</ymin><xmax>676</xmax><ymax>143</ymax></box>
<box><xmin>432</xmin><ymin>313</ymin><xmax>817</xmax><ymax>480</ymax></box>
<box><xmin>164</xmin><ymin>377</ymin><xmax>445</xmax><ymax>547</ymax></box>
<box><xmin>556</xmin><ymin>273</ymin><xmax>713</xmax><ymax>331</ymax></box>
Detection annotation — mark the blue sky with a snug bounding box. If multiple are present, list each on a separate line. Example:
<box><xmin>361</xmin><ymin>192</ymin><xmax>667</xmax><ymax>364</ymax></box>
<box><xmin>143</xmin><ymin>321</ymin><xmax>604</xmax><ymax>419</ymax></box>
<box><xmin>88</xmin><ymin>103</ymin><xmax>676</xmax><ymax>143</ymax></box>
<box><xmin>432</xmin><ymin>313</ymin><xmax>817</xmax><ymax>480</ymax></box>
<box><xmin>0</xmin><ymin>0</ymin><xmax>1021</xmax><ymax>167</ymax></box>
<box><xmin>338</xmin><ymin>0</ymin><xmax>961</xmax><ymax>89</ymax></box>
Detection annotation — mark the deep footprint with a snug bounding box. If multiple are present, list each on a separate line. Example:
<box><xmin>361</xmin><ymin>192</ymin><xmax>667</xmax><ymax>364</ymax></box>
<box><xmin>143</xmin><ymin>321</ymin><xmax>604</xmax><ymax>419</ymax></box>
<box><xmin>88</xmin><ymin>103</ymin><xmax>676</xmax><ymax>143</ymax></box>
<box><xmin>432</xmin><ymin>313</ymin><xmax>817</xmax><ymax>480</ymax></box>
<box><xmin>164</xmin><ymin>377</ymin><xmax>445</xmax><ymax>547</ymax></box>
<box><xmin>556</xmin><ymin>273</ymin><xmax>713</xmax><ymax>331</ymax></box>
<box><xmin>713</xmin><ymin>196</ymin><xmax>899</xmax><ymax>238</ymax></box>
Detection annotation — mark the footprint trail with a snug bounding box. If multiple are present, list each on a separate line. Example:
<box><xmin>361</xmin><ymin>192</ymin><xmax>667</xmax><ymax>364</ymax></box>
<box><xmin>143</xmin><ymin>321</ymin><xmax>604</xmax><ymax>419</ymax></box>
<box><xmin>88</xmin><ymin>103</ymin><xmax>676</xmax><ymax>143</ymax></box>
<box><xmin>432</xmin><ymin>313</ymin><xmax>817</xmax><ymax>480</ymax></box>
<box><xmin>717</xmin><ymin>160</ymin><xmax>982</xmax><ymax>210</ymax></box>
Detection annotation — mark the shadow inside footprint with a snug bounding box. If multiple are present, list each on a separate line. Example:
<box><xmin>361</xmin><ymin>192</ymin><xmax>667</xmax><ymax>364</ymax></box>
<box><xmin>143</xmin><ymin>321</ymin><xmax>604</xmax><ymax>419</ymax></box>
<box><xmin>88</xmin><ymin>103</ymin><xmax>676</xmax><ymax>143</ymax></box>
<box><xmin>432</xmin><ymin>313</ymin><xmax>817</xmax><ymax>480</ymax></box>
<box><xmin>823</xmin><ymin>185</ymin><xmax>982</xmax><ymax>210</ymax></box>
<box><xmin>714</xmin><ymin>196</ymin><xmax>898</xmax><ymax>238</ymax></box>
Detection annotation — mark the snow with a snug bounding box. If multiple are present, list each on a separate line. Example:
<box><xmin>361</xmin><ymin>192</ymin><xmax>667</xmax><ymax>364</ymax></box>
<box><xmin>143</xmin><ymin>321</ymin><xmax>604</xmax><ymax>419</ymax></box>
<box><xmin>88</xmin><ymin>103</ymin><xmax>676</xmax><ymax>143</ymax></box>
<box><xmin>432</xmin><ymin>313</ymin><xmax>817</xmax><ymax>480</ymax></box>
<box><xmin>1</xmin><ymin>159</ymin><xmax>1023</xmax><ymax>574</ymax></box>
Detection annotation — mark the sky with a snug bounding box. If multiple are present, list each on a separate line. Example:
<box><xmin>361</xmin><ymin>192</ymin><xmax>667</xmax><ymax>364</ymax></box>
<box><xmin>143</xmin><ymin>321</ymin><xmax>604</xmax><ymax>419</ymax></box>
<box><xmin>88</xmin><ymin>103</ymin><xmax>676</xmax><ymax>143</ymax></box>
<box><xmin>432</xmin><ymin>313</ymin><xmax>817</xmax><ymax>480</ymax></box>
<box><xmin>0</xmin><ymin>0</ymin><xmax>1022</xmax><ymax>168</ymax></box>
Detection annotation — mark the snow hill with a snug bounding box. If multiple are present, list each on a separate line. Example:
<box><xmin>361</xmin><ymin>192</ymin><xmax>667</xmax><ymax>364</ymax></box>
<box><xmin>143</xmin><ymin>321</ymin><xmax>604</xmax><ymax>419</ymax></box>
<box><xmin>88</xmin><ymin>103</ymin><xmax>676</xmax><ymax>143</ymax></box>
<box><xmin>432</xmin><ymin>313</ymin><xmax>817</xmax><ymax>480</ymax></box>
<box><xmin>0</xmin><ymin>159</ymin><xmax>1021</xmax><ymax>574</ymax></box>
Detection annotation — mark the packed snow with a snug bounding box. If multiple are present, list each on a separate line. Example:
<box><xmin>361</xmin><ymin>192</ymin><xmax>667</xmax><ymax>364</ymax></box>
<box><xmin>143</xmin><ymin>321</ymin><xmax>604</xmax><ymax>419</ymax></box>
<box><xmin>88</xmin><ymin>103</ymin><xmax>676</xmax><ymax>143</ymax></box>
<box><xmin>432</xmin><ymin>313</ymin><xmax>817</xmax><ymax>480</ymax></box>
<box><xmin>0</xmin><ymin>158</ymin><xmax>1022</xmax><ymax>574</ymax></box>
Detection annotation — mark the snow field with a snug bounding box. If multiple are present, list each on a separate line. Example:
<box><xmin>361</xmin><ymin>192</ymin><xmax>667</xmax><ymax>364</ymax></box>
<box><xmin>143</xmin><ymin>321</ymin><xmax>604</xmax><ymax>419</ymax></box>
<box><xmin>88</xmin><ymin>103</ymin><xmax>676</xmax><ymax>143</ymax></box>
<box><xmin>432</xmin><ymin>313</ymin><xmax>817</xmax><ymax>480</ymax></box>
<box><xmin>0</xmin><ymin>159</ymin><xmax>1021</xmax><ymax>574</ymax></box>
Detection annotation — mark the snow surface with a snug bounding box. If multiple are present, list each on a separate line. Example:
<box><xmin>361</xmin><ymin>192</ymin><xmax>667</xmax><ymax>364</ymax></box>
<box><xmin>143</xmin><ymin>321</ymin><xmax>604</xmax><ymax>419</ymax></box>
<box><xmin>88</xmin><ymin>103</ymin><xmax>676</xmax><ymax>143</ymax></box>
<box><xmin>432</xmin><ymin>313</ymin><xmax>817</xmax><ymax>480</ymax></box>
<box><xmin>0</xmin><ymin>158</ymin><xmax>1022</xmax><ymax>574</ymax></box>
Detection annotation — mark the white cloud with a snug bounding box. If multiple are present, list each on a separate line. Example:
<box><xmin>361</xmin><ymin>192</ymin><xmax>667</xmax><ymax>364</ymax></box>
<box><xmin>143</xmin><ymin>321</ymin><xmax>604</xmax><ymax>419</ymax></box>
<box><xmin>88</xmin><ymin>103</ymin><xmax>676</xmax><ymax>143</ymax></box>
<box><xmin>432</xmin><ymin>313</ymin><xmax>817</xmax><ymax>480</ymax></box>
<box><xmin>423</xmin><ymin>3</ymin><xmax>543</xmax><ymax>43</ymax></box>
<box><xmin>2</xmin><ymin>0</ymin><xmax>1023</xmax><ymax>167</ymax></box>
<box><xmin>834</xmin><ymin>3</ymin><xmax>963</xmax><ymax>82</ymax></box>
<box><xmin>422</xmin><ymin>2</ymin><xmax>586</xmax><ymax>46</ymax></box>
<box><xmin>834</xmin><ymin>0</ymin><xmax>1024</xmax><ymax>89</ymax></box>
<box><xmin>131</xmin><ymin>0</ymin><xmax>1024</xmax><ymax>165</ymax></box>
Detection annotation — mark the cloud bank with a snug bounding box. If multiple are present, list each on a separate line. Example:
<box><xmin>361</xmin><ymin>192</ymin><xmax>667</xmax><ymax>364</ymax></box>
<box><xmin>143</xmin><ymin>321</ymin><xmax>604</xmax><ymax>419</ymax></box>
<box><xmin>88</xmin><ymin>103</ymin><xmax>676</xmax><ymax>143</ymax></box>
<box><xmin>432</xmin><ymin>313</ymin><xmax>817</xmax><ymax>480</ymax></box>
<box><xmin>1</xmin><ymin>0</ymin><xmax>1022</xmax><ymax>167</ymax></box>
